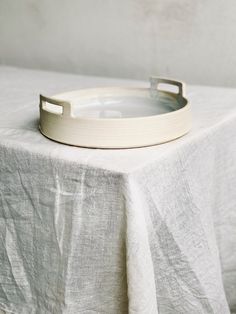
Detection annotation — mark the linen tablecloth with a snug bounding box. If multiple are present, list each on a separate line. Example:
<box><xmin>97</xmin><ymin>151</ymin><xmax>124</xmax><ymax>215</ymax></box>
<box><xmin>0</xmin><ymin>66</ymin><xmax>235</xmax><ymax>314</ymax></box>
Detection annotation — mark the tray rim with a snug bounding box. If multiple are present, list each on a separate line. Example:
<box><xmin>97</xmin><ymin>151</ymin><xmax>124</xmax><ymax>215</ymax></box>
<box><xmin>40</xmin><ymin>86</ymin><xmax>189</xmax><ymax>122</ymax></box>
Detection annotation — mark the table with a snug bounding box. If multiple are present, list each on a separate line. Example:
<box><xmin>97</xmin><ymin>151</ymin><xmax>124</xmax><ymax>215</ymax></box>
<box><xmin>0</xmin><ymin>66</ymin><xmax>235</xmax><ymax>314</ymax></box>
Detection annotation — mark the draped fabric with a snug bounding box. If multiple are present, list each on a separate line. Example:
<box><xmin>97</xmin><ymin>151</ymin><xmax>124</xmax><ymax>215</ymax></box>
<box><xmin>0</xmin><ymin>66</ymin><xmax>235</xmax><ymax>313</ymax></box>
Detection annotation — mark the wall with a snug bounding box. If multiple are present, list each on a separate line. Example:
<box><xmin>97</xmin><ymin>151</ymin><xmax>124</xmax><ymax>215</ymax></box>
<box><xmin>0</xmin><ymin>0</ymin><xmax>236</xmax><ymax>86</ymax></box>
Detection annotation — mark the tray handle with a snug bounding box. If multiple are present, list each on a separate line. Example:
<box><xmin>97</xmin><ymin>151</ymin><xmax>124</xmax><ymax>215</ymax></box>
<box><xmin>150</xmin><ymin>77</ymin><xmax>185</xmax><ymax>98</ymax></box>
<box><xmin>40</xmin><ymin>94</ymin><xmax>71</xmax><ymax>117</ymax></box>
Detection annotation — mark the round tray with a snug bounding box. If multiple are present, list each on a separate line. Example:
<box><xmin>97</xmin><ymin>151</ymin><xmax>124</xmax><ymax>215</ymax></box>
<box><xmin>39</xmin><ymin>77</ymin><xmax>191</xmax><ymax>148</ymax></box>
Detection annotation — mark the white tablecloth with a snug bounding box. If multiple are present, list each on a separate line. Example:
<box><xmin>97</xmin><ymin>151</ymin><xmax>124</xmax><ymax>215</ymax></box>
<box><xmin>0</xmin><ymin>66</ymin><xmax>235</xmax><ymax>314</ymax></box>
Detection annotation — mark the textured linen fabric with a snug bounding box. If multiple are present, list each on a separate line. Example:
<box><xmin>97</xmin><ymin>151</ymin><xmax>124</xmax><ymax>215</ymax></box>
<box><xmin>0</xmin><ymin>66</ymin><xmax>235</xmax><ymax>314</ymax></box>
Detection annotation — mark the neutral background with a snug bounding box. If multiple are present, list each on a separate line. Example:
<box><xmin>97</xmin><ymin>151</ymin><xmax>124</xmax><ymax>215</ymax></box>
<box><xmin>0</xmin><ymin>0</ymin><xmax>236</xmax><ymax>87</ymax></box>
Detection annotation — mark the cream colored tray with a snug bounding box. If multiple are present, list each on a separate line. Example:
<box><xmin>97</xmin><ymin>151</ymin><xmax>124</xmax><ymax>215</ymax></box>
<box><xmin>39</xmin><ymin>77</ymin><xmax>191</xmax><ymax>148</ymax></box>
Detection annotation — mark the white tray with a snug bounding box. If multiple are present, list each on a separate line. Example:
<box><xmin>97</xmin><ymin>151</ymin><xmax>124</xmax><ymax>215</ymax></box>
<box><xmin>39</xmin><ymin>77</ymin><xmax>191</xmax><ymax>148</ymax></box>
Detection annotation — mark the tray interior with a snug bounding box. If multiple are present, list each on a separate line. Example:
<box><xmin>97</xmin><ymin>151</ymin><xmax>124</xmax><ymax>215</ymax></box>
<box><xmin>47</xmin><ymin>89</ymin><xmax>183</xmax><ymax>119</ymax></box>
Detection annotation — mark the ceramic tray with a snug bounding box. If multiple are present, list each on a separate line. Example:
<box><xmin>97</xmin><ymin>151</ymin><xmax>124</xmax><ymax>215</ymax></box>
<box><xmin>39</xmin><ymin>77</ymin><xmax>191</xmax><ymax>148</ymax></box>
